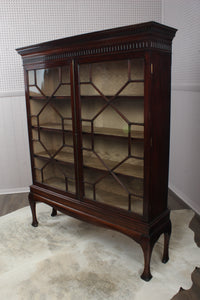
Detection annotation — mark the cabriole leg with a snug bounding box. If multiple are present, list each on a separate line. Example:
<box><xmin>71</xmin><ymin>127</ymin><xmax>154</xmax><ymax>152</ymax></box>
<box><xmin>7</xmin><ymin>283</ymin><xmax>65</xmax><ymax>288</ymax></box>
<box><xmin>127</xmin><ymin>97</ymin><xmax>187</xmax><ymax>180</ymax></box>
<box><xmin>140</xmin><ymin>237</ymin><xmax>155</xmax><ymax>281</ymax></box>
<box><xmin>29</xmin><ymin>194</ymin><xmax>38</xmax><ymax>227</ymax></box>
<box><xmin>162</xmin><ymin>220</ymin><xmax>172</xmax><ymax>263</ymax></box>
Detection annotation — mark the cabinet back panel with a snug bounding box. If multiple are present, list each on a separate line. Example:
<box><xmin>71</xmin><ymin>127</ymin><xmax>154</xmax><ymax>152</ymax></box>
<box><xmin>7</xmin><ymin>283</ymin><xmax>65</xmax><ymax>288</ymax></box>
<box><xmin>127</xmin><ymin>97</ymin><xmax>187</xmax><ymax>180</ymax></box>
<box><xmin>79</xmin><ymin>59</ymin><xmax>144</xmax><ymax>96</ymax></box>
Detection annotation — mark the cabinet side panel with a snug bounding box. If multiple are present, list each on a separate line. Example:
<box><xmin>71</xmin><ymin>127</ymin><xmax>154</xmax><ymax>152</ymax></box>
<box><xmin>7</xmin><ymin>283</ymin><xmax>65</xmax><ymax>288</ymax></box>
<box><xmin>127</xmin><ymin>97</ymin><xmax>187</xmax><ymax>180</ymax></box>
<box><xmin>149</xmin><ymin>52</ymin><xmax>171</xmax><ymax>220</ymax></box>
<box><xmin>24</xmin><ymin>68</ymin><xmax>35</xmax><ymax>184</ymax></box>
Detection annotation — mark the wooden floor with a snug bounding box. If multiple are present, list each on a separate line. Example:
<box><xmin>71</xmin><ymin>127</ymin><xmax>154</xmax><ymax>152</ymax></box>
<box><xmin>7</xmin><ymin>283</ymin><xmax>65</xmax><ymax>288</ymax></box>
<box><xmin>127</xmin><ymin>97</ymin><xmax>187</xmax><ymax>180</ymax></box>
<box><xmin>0</xmin><ymin>190</ymin><xmax>199</xmax><ymax>299</ymax></box>
<box><xmin>0</xmin><ymin>192</ymin><xmax>29</xmax><ymax>217</ymax></box>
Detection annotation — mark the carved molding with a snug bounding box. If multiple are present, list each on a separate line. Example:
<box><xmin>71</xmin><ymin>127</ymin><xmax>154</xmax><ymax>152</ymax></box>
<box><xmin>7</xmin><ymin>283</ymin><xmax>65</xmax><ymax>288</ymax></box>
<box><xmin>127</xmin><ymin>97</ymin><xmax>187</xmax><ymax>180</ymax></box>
<box><xmin>23</xmin><ymin>39</ymin><xmax>171</xmax><ymax>65</ymax></box>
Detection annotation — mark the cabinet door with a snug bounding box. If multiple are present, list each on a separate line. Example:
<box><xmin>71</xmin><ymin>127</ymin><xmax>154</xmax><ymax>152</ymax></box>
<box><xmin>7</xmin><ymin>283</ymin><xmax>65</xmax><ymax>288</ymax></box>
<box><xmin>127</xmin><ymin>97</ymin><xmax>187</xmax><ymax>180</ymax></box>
<box><xmin>27</xmin><ymin>65</ymin><xmax>76</xmax><ymax>195</ymax></box>
<box><xmin>78</xmin><ymin>58</ymin><xmax>144</xmax><ymax>215</ymax></box>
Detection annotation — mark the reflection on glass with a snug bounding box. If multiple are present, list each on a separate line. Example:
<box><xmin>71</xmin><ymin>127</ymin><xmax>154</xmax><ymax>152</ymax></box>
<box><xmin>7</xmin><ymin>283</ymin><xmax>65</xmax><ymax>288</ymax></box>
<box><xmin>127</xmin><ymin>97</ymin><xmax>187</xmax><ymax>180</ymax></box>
<box><xmin>36</xmin><ymin>68</ymin><xmax>59</xmax><ymax>96</ymax></box>
<box><xmin>79</xmin><ymin>59</ymin><xmax>144</xmax><ymax>215</ymax></box>
<box><xmin>29</xmin><ymin>86</ymin><xmax>41</xmax><ymax>97</ymax></box>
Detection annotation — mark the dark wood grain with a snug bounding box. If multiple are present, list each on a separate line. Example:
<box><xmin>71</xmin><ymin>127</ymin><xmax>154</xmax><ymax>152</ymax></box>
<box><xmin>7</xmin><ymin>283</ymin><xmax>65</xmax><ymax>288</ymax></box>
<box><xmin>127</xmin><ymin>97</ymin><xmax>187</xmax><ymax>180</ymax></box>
<box><xmin>16</xmin><ymin>21</ymin><xmax>177</xmax><ymax>57</ymax></box>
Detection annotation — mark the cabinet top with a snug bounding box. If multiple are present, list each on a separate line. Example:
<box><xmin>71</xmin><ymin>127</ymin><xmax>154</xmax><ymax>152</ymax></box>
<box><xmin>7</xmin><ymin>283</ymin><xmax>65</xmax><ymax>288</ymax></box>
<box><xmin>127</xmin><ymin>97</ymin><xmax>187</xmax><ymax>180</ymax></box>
<box><xmin>16</xmin><ymin>21</ymin><xmax>177</xmax><ymax>65</ymax></box>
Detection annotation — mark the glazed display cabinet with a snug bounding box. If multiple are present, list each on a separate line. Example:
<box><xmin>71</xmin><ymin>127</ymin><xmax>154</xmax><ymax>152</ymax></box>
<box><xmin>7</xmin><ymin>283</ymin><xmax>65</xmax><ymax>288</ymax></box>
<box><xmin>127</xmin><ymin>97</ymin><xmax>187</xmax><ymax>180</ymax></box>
<box><xmin>17</xmin><ymin>22</ymin><xmax>177</xmax><ymax>281</ymax></box>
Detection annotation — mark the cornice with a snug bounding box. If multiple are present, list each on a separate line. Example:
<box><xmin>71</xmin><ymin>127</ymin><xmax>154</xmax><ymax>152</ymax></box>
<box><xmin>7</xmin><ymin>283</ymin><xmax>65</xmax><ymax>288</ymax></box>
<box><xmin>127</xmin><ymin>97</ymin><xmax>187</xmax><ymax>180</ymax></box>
<box><xmin>16</xmin><ymin>21</ymin><xmax>177</xmax><ymax>56</ymax></box>
<box><xmin>22</xmin><ymin>38</ymin><xmax>172</xmax><ymax>66</ymax></box>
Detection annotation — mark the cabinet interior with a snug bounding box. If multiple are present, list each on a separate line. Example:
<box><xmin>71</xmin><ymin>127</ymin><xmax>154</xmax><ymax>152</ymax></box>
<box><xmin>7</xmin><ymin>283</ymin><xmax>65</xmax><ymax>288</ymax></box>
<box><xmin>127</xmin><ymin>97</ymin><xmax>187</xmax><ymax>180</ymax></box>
<box><xmin>28</xmin><ymin>58</ymin><xmax>144</xmax><ymax>215</ymax></box>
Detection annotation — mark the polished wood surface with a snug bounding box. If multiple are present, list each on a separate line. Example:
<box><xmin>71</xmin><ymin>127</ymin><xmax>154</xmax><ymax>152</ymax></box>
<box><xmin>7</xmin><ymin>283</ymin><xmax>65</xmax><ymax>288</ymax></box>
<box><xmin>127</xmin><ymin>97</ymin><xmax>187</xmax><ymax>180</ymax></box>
<box><xmin>16</xmin><ymin>21</ymin><xmax>177</xmax><ymax>58</ymax></box>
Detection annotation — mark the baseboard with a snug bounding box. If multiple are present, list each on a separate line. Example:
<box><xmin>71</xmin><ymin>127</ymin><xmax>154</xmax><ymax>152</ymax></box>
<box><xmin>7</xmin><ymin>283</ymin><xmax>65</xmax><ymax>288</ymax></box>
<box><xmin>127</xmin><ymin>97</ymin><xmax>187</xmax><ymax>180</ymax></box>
<box><xmin>169</xmin><ymin>184</ymin><xmax>200</xmax><ymax>215</ymax></box>
<box><xmin>0</xmin><ymin>187</ymin><xmax>30</xmax><ymax>195</ymax></box>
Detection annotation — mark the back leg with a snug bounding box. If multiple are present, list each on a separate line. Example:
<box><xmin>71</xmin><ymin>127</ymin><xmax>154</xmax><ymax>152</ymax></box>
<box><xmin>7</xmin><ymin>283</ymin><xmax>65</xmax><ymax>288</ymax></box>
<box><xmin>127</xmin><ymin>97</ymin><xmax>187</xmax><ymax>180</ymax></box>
<box><xmin>51</xmin><ymin>207</ymin><xmax>57</xmax><ymax>217</ymax></box>
<box><xmin>162</xmin><ymin>220</ymin><xmax>172</xmax><ymax>263</ymax></box>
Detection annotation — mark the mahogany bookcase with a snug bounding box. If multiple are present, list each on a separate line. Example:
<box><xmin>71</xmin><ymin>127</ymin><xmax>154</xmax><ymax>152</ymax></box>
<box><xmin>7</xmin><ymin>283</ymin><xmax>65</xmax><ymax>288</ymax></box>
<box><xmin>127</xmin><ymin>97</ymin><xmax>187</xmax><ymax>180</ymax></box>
<box><xmin>17</xmin><ymin>21</ymin><xmax>177</xmax><ymax>281</ymax></box>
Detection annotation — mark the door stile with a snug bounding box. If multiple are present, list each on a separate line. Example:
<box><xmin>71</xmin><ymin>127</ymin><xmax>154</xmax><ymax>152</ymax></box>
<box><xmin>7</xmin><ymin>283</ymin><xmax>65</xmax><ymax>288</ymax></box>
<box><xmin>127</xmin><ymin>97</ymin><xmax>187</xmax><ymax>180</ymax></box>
<box><xmin>143</xmin><ymin>52</ymin><xmax>153</xmax><ymax>221</ymax></box>
<box><xmin>71</xmin><ymin>59</ymin><xmax>84</xmax><ymax>199</ymax></box>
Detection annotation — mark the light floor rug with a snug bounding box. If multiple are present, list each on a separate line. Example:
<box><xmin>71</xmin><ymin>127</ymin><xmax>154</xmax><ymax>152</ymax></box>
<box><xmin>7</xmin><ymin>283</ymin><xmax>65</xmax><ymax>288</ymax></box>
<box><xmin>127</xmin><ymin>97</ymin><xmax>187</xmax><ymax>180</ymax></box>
<box><xmin>0</xmin><ymin>204</ymin><xmax>199</xmax><ymax>300</ymax></box>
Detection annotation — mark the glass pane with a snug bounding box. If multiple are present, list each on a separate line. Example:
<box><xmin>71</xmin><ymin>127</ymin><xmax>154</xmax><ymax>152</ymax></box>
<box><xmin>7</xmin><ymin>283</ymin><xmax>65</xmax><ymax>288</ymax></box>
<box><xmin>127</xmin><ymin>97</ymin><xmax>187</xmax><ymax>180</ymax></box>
<box><xmin>28</xmin><ymin>66</ymin><xmax>71</xmax><ymax>97</ymax></box>
<box><xmin>61</xmin><ymin>65</ymin><xmax>70</xmax><ymax>84</ymax></box>
<box><xmin>79</xmin><ymin>58</ymin><xmax>144</xmax><ymax>215</ymax></box>
<box><xmin>90</xmin><ymin>60</ymin><xmax>128</xmax><ymax>95</ymax></box>
<box><xmin>29</xmin><ymin>86</ymin><xmax>42</xmax><ymax>97</ymax></box>
<box><xmin>120</xmin><ymin>82</ymin><xmax>144</xmax><ymax>96</ymax></box>
<box><xmin>130</xmin><ymin>59</ymin><xmax>144</xmax><ymax>80</ymax></box>
<box><xmin>36</xmin><ymin>68</ymin><xmax>60</xmax><ymax>96</ymax></box>
<box><xmin>54</xmin><ymin>85</ymin><xmax>71</xmax><ymax>97</ymax></box>
<box><xmin>35</xmin><ymin>158</ymin><xmax>75</xmax><ymax>194</ymax></box>
<box><xmin>34</xmin><ymin>149</ymin><xmax>75</xmax><ymax>194</ymax></box>
<box><xmin>28</xmin><ymin>70</ymin><xmax>35</xmax><ymax>85</ymax></box>
<box><xmin>95</xmin><ymin>174</ymin><xmax>129</xmax><ymax>210</ymax></box>
<box><xmin>29</xmin><ymin>65</ymin><xmax>76</xmax><ymax>195</ymax></box>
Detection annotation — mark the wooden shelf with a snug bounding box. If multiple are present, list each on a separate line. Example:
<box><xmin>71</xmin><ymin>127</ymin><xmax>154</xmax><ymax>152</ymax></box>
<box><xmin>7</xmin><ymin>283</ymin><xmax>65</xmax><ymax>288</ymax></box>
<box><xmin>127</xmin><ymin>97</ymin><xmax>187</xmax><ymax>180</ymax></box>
<box><xmin>32</xmin><ymin>123</ymin><xmax>72</xmax><ymax>133</ymax></box>
<box><xmin>83</xmin><ymin>154</ymin><xmax>143</xmax><ymax>179</ymax></box>
<box><xmin>30</xmin><ymin>95</ymin><xmax>144</xmax><ymax>101</ymax></box>
<box><xmin>80</xmin><ymin>95</ymin><xmax>144</xmax><ymax>100</ymax></box>
<box><xmin>34</xmin><ymin>150</ymin><xmax>74</xmax><ymax>165</ymax></box>
<box><xmin>34</xmin><ymin>149</ymin><xmax>143</xmax><ymax>179</ymax></box>
<box><xmin>32</xmin><ymin>123</ymin><xmax>144</xmax><ymax>139</ymax></box>
<box><xmin>30</xmin><ymin>96</ymin><xmax>71</xmax><ymax>100</ymax></box>
<box><xmin>81</xmin><ymin>124</ymin><xmax>144</xmax><ymax>139</ymax></box>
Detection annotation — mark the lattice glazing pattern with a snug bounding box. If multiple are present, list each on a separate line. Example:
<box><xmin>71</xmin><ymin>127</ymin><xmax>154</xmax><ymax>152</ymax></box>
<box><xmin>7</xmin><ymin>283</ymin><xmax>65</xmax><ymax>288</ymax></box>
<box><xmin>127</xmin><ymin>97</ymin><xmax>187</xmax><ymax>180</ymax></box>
<box><xmin>79</xmin><ymin>59</ymin><xmax>144</xmax><ymax>215</ymax></box>
<box><xmin>28</xmin><ymin>66</ymin><xmax>75</xmax><ymax>194</ymax></box>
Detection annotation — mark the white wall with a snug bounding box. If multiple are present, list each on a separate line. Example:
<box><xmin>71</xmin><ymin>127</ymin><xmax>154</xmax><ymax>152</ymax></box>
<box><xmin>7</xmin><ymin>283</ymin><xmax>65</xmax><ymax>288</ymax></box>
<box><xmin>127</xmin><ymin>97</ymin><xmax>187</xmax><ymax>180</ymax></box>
<box><xmin>0</xmin><ymin>95</ymin><xmax>31</xmax><ymax>194</ymax></box>
<box><xmin>0</xmin><ymin>0</ymin><xmax>162</xmax><ymax>93</ymax></box>
<box><xmin>162</xmin><ymin>0</ymin><xmax>200</xmax><ymax>214</ymax></box>
<box><xmin>169</xmin><ymin>90</ymin><xmax>200</xmax><ymax>213</ymax></box>
<box><xmin>0</xmin><ymin>0</ymin><xmax>162</xmax><ymax>194</ymax></box>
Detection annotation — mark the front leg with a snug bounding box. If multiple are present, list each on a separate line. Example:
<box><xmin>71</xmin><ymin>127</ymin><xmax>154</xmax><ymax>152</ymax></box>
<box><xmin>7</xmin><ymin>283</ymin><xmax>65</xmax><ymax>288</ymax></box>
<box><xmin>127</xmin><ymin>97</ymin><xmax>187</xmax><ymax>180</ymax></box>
<box><xmin>140</xmin><ymin>237</ymin><xmax>155</xmax><ymax>281</ymax></box>
<box><xmin>29</xmin><ymin>194</ymin><xmax>38</xmax><ymax>227</ymax></box>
